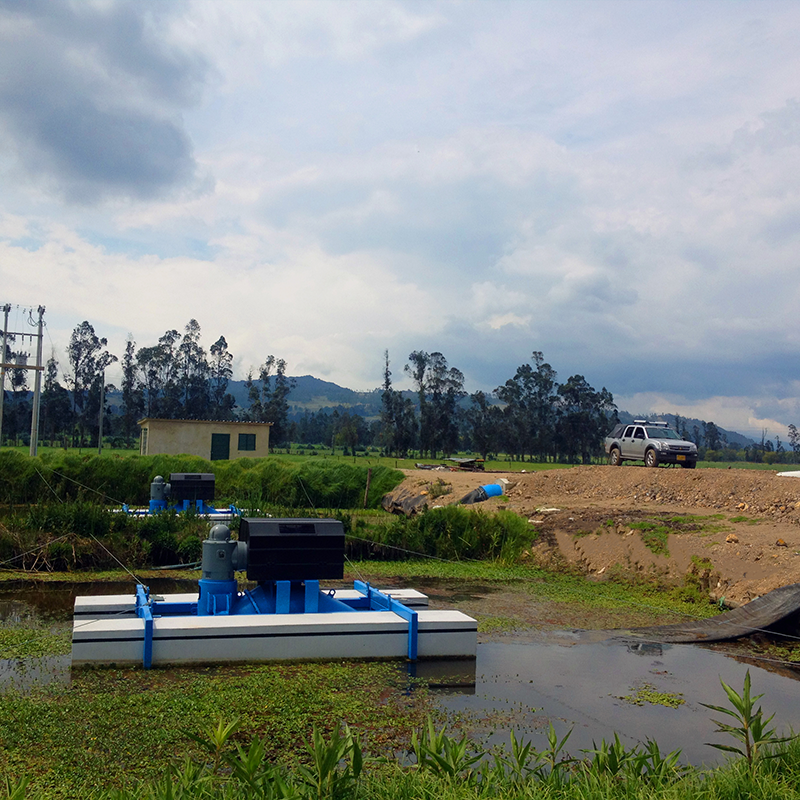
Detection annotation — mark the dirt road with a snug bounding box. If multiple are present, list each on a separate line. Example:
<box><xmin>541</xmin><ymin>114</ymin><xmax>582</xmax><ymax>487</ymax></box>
<box><xmin>393</xmin><ymin>465</ymin><xmax>800</xmax><ymax>606</ymax></box>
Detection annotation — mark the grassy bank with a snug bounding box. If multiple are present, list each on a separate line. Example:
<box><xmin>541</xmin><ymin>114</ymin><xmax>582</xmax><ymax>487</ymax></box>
<box><xmin>2</xmin><ymin>661</ymin><xmax>799</xmax><ymax>799</ymax></box>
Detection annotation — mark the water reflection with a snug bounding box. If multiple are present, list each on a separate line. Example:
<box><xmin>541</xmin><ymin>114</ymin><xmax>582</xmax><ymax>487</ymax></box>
<box><xmin>0</xmin><ymin>656</ymin><xmax>71</xmax><ymax>692</ymax></box>
<box><xmin>0</xmin><ymin>578</ymin><xmax>200</xmax><ymax>623</ymax></box>
<box><xmin>434</xmin><ymin>638</ymin><xmax>800</xmax><ymax>767</ymax></box>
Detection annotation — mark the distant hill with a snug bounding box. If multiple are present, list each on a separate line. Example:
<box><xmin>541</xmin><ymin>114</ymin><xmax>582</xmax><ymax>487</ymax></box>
<box><xmin>230</xmin><ymin>377</ymin><xmax>757</xmax><ymax>445</ymax></box>
<box><xmin>228</xmin><ymin>376</ymin><xmax>385</xmax><ymax>418</ymax></box>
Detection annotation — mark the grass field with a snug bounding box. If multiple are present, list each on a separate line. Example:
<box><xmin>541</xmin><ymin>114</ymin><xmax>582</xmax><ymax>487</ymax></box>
<box><xmin>1</xmin><ymin>443</ymin><xmax>792</xmax><ymax>473</ymax></box>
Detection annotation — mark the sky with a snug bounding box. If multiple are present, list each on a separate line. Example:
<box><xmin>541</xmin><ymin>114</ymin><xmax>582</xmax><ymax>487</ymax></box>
<box><xmin>1</xmin><ymin>0</ymin><xmax>799</xmax><ymax>440</ymax></box>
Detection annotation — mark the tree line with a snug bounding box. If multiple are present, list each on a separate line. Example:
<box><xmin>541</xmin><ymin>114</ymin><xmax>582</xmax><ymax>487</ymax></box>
<box><xmin>11</xmin><ymin>317</ymin><xmax>788</xmax><ymax>466</ymax></box>
<box><xmin>377</xmin><ymin>349</ymin><xmax>618</xmax><ymax>463</ymax></box>
<box><xmin>1</xmin><ymin>319</ymin><xmax>295</xmax><ymax>449</ymax></box>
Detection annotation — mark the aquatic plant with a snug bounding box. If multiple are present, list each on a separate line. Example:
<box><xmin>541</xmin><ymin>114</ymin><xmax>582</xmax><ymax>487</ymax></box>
<box><xmin>701</xmin><ymin>669</ymin><xmax>797</xmax><ymax>770</ymax></box>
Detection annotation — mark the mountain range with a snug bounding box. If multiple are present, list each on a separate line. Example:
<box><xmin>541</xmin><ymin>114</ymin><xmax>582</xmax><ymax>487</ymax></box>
<box><xmin>229</xmin><ymin>376</ymin><xmax>756</xmax><ymax>447</ymax></box>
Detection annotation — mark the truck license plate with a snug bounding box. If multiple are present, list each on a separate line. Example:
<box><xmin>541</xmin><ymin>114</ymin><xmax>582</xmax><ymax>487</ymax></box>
<box><xmin>677</xmin><ymin>455</ymin><xmax>685</xmax><ymax>461</ymax></box>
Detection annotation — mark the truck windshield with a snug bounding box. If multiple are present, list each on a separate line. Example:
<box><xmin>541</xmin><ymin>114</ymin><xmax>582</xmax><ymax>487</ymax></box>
<box><xmin>646</xmin><ymin>427</ymin><xmax>681</xmax><ymax>439</ymax></box>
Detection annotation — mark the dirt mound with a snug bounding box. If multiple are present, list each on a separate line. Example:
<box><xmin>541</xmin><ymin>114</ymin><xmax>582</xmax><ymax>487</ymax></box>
<box><xmin>393</xmin><ymin>466</ymin><xmax>800</xmax><ymax>606</ymax></box>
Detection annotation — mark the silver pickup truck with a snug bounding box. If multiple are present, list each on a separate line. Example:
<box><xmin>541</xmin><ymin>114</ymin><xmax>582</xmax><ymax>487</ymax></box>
<box><xmin>604</xmin><ymin>420</ymin><xmax>698</xmax><ymax>468</ymax></box>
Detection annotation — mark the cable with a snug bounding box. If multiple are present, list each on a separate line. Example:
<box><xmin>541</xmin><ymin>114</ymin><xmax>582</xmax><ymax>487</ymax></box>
<box><xmin>35</xmin><ymin>468</ymin><xmax>64</xmax><ymax>503</ymax></box>
<box><xmin>0</xmin><ymin>533</ymin><xmax>74</xmax><ymax>570</ymax></box>
<box><xmin>41</xmin><ymin>468</ymin><xmax>127</xmax><ymax>506</ymax></box>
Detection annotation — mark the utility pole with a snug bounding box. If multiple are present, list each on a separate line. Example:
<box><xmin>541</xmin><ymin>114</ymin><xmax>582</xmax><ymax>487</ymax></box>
<box><xmin>97</xmin><ymin>369</ymin><xmax>105</xmax><ymax>455</ymax></box>
<box><xmin>0</xmin><ymin>304</ymin><xmax>45</xmax><ymax>455</ymax></box>
<box><xmin>29</xmin><ymin>306</ymin><xmax>45</xmax><ymax>457</ymax></box>
<box><xmin>0</xmin><ymin>304</ymin><xmax>10</xmax><ymax>448</ymax></box>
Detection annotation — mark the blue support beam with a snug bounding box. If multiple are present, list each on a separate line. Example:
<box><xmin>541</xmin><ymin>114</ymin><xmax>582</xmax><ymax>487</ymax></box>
<box><xmin>135</xmin><ymin>584</ymin><xmax>154</xmax><ymax>669</ymax></box>
<box><xmin>354</xmin><ymin>580</ymin><xmax>418</xmax><ymax>660</ymax></box>
<box><xmin>276</xmin><ymin>581</ymin><xmax>291</xmax><ymax>613</ymax></box>
<box><xmin>305</xmin><ymin>580</ymin><xmax>319</xmax><ymax>612</ymax></box>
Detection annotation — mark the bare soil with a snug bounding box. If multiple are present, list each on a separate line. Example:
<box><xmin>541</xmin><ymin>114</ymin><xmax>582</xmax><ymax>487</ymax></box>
<box><xmin>395</xmin><ymin>465</ymin><xmax>800</xmax><ymax>607</ymax></box>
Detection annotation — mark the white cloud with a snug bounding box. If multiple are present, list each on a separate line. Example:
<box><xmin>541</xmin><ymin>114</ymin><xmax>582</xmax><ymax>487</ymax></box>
<box><xmin>3</xmin><ymin>1</ymin><xmax>800</xmax><ymax>433</ymax></box>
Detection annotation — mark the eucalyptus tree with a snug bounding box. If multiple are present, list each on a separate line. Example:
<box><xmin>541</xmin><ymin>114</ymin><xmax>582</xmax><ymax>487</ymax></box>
<box><xmin>246</xmin><ymin>355</ymin><xmax>296</xmax><ymax>445</ymax></box>
<box><xmin>40</xmin><ymin>355</ymin><xmax>72</xmax><ymax>446</ymax></box>
<box><xmin>65</xmin><ymin>321</ymin><xmax>117</xmax><ymax>446</ymax></box>
<box><xmin>465</xmin><ymin>390</ymin><xmax>501</xmax><ymax>460</ymax></box>
<box><xmin>555</xmin><ymin>375</ymin><xmax>616</xmax><ymax>463</ymax></box>
<box><xmin>426</xmin><ymin>352</ymin><xmax>465</xmax><ymax>458</ymax></box>
<box><xmin>136</xmin><ymin>329</ymin><xmax>181</xmax><ymax>417</ymax></box>
<box><xmin>380</xmin><ymin>350</ymin><xmax>418</xmax><ymax>457</ymax></box>
<box><xmin>209</xmin><ymin>335</ymin><xmax>235</xmax><ymax>419</ymax></box>
<box><xmin>404</xmin><ymin>350</ymin><xmax>463</xmax><ymax>458</ymax></box>
<box><xmin>176</xmin><ymin>319</ymin><xmax>210</xmax><ymax>419</ymax></box>
<box><xmin>120</xmin><ymin>337</ymin><xmax>145</xmax><ymax>443</ymax></box>
<box><xmin>404</xmin><ymin>351</ymin><xmax>429</xmax><ymax>455</ymax></box>
<box><xmin>788</xmin><ymin>424</ymin><xmax>800</xmax><ymax>463</ymax></box>
<box><xmin>495</xmin><ymin>351</ymin><xmax>558</xmax><ymax>461</ymax></box>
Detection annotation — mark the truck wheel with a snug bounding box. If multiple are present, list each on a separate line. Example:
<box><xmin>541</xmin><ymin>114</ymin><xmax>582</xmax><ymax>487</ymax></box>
<box><xmin>609</xmin><ymin>448</ymin><xmax>622</xmax><ymax>466</ymax></box>
<box><xmin>644</xmin><ymin>449</ymin><xmax>659</xmax><ymax>468</ymax></box>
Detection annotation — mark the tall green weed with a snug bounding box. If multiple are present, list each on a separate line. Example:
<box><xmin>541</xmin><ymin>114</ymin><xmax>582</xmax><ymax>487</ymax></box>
<box><xmin>0</xmin><ymin>451</ymin><xmax>404</xmax><ymax>509</ymax></box>
<box><xmin>347</xmin><ymin>506</ymin><xmax>536</xmax><ymax>564</ymax></box>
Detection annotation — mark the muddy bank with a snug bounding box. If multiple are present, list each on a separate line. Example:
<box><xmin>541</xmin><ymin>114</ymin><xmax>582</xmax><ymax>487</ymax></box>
<box><xmin>392</xmin><ymin>466</ymin><xmax>800</xmax><ymax>606</ymax></box>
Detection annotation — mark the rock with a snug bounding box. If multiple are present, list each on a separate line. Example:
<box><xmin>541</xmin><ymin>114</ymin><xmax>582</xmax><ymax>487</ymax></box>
<box><xmin>726</xmin><ymin>533</ymin><xmax>739</xmax><ymax>543</ymax></box>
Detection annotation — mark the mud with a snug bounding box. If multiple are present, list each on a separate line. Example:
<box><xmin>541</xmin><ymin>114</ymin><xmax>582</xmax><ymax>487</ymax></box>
<box><xmin>395</xmin><ymin>465</ymin><xmax>800</xmax><ymax>606</ymax></box>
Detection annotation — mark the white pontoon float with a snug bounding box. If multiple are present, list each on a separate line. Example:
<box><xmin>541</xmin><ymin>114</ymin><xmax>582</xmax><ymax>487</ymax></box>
<box><xmin>72</xmin><ymin>518</ymin><xmax>477</xmax><ymax>668</ymax></box>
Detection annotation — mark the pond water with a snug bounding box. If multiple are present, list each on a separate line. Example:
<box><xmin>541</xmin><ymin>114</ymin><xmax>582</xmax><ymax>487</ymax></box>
<box><xmin>3</xmin><ymin>582</ymin><xmax>800</xmax><ymax>767</ymax></box>
<box><xmin>428</xmin><ymin>633</ymin><xmax>800</xmax><ymax>766</ymax></box>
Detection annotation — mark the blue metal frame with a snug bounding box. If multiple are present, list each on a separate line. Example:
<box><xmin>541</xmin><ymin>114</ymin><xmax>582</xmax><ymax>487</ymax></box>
<box><xmin>135</xmin><ymin>584</ymin><xmax>154</xmax><ymax>669</ymax></box>
<box><xmin>353</xmin><ymin>580</ymin><xmax>419</xmax><ymax>660</ymax></box>
<box><xmin>134</xmin><ymin>578</ymin><xmax>420</xmax><ymax>669</ymax></box>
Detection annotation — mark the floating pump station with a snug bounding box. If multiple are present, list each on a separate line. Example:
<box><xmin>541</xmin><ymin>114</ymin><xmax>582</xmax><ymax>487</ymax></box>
<box><xmin>122</xmin><ymin>473</ymin><xmax>239</xmax><ymax>521</ymax></box>
<box><xmin>72</xmin><ymin>517</ymin><xmax>477</xmax><ymax>668</ymax></box>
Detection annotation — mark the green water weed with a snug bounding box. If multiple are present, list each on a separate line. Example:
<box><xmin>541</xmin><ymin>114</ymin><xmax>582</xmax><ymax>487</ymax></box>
<box><xmin>619</xmin><ymin>684</ymin><xmax>684</xmax><ymax>708</ymax></box>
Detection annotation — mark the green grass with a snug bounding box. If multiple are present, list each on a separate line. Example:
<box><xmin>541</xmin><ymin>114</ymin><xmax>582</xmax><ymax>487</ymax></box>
<box><xmin>346</xmin><ymin>560</ymin><xmax>721</xmax><ymax>623</ymax></box>
<box><xmin>0</xmin><ymin>660</ymin><xmax>433</xmax><ymax>798</ymax></box>
<box><xmin>0</xmin><ymin>625</ymin><xmax>72</xmax><ymax>658</ymax></box>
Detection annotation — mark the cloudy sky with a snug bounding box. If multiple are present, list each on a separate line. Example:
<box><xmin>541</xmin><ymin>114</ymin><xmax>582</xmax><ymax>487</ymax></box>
<box><xmin>1</xmin><ymin>0</ymin><xmax>799</xmax><ymax>438</ymax></box>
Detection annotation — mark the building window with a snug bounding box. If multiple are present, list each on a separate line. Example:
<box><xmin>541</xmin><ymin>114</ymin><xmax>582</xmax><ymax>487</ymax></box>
<box><xmin>238</xmin><ymin>433</ymin><xmax>256</xmax><ymax>451</ymax></box>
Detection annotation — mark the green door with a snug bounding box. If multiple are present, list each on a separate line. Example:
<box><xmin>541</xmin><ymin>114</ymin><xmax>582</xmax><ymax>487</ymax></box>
<box><xmin>210</xmin><ymin>433</ymin><xmax>230</xmax><ymax>461</ymax></box>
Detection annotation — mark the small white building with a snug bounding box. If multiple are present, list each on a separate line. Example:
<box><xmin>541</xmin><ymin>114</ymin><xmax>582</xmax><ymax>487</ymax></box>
<box><xmin>138</xmin><ymin>418</ymin><xmax>272</xmax><ymax>461</ymax></box>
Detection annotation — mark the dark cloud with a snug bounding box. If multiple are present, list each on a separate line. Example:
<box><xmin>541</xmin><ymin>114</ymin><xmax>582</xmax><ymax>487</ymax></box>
<box><xmin>0</xmin><ymin>0</ymin><xmax>207</xmax><ymax>202</ymax></box>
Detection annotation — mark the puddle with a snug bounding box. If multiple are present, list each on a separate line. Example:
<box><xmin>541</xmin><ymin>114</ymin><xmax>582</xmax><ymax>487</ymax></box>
<box><xmin>433</xmin><ymin>637</ymin><xmax>800</xmax><ymax>767</ymax></box>
<box><xmin>0</xmin><ymin>656</ymin><xmax>72</xmax><ymax>692</ymax></box>
<box><xmin>0</xmin><ymin>578</ymin><xmax>201</xmax><ymax>623</ymax></box>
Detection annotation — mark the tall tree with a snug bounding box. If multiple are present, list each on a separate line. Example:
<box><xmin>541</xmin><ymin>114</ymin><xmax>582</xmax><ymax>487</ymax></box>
<box><xmin>65</xmin><ymin>321</ymin><xmax>117</xmax><ymax>446</ymax></box>
<box><xmin>40</xmin><ymin>354</ymin><xmax>72</xmax><ymax>447</ymax></box>
<box><xmin>703</xmin><ymin>421</ymin><xmax>722</xmax><ymax>451</ymax></box>
<box><xmin>209</xmin><ymin>336</ymin><xmax>235</xmax><ymax>419</ymax></box>
<box><xmin>247</xmin><ymin>355</ymin><xmax>296</xmax><ymax>445</ymax></box>
<box><xmin>555</xmin><ymin>375</ymin><xmax>616</xmax><ymax>463</ymax></box>
<box><xmin>136</xmin><ymin>329</ymin><xmax>180</xmax><ymax>417</ymax></box>
<box><xmin>788</xmin><ymin>423</ymin><xmax>800</xmax><ymax>463</ymax></box>
<box><xmin>465</xmin><ymin>390</ymin><xmax>501</xmax><ymax>460</ymax></box>
<box><xmin>495</xmin><ymin>351</ymin><xmax>558</xmax><ymax>461</ymax></box>
<box><xmin>120</xmin><ymin>337</ymin><xmax>144</xmax><ymax>445</ymax></box>
<box><xmin>176</xmin><ymin>319</ymin><xmax>210</xmax><ymax>419</ymax></box>
<box><xmin>425</xmin><ymin>352</ymin><xmax>464</xmax><ymax>458</ymax></box>
<box><xmin>404</xmin><ymin>351</ymin><xmax>429</xmax><ymax>455</ymax></box>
